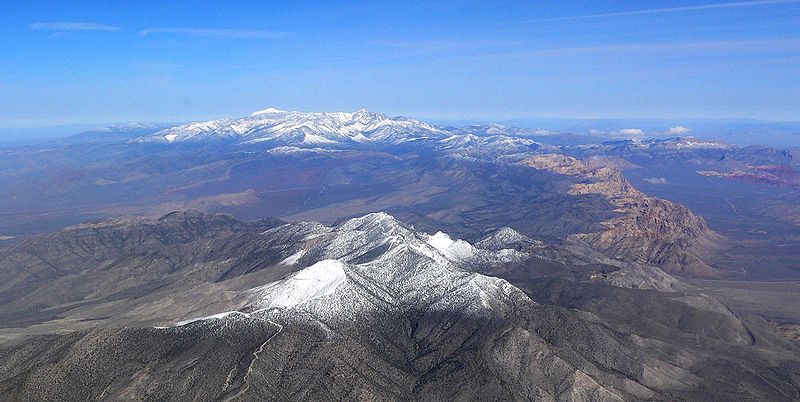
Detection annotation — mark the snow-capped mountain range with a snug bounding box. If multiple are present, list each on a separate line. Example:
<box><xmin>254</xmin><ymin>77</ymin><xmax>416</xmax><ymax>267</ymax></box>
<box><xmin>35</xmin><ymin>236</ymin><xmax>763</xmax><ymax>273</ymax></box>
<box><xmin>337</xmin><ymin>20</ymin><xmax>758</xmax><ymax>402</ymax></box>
<box><xmin>164</xmin><ymin>212</ymin><xmax>675</xmax><ymax>328</ymax></box>
<box><xmin>195</xmin><ymin>212</ymin><xmax>531</xmax><ymax>319</ymax></box>
<box><xmin>133</xmin><ymin>108</ymin><xmax>742</xmax><ymax>157</ymax></box>
<box><xmin>134</xmin><ymin>108</ymin><xmax>449</xmax><ymax>146</ymax></box>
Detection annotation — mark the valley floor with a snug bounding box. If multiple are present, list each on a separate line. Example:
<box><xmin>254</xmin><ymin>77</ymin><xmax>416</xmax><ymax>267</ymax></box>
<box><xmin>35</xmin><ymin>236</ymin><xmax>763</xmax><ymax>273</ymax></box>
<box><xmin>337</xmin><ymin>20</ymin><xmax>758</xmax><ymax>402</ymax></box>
<box><xmin>687</xmin><ymin>279</ymin><xmax>800</xmax><ymax>336</ymax></box>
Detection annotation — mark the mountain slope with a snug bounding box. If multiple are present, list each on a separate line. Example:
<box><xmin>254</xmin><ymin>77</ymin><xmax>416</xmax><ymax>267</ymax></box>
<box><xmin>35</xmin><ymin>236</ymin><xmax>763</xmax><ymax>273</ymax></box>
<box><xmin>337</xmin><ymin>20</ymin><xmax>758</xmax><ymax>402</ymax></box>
<box><xmin>1</xmin><ymin>212</ymin><xmax>798</xmax><ymax>400</ymax></box>
<box><xmin>0</xmin><ymin>211</ymin><xmax>285</xmax><ymax>329</ymax></box>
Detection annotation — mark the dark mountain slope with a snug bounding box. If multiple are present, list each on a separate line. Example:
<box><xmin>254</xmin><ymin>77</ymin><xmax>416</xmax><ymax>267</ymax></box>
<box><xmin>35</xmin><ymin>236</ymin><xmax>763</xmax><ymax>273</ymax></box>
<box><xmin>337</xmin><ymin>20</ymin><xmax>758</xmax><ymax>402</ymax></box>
<box><xmin>0</xmin><ymin>211</ymin><xmax>284</xmax><ymax>329</ymax></box>
<box><xmin>0</xmin><ymin>212</ymin><xmax>797</xmax><ymax>400</ymax></box>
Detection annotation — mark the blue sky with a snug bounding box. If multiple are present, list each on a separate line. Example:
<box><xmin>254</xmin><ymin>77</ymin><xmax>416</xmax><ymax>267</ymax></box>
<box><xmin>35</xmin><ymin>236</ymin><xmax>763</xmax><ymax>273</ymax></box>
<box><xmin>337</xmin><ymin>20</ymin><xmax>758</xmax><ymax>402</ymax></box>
<box><xmin>1</xmin><ymin>0</ymin><xmax>799</xmax><ymax>127</ymax></box>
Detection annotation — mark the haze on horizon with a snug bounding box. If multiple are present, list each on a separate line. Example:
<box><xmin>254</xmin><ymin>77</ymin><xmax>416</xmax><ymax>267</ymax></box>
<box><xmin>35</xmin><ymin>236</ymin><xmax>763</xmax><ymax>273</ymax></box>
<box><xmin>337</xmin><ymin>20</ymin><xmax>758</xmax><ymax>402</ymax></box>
<box><xmin>1</xmin><ymin>0</ymin><xmax>800</xmax><ymax>129</ymax></box>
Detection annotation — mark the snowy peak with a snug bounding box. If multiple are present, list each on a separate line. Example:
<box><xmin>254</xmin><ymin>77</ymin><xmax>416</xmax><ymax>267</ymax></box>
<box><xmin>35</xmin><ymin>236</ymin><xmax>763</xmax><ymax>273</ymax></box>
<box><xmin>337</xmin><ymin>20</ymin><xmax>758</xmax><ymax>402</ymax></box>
<box><xmin>260</xmin><ymin>211</ymin><xmax>521</xmax><ymax>276</ymax></box>
<box><xmin>475</xmin><ymin>227</ymin><xmax>539</xmax><ymax>251</ymax></box>
<box><xmin>337</xmin><ymin>211</ymin><xmax>408</xmax><ymax>234</ymax></box>
<box><xmin>425</xmin><ymin>231</ymin><xmax>478</xmax><ymax>261</ymax></box>
<box><xmin>239</xmin><ymin>212</ymin><xmax>530</xmax><ymax>320</ymax></box>
<box><xmin>157</xmin><ymin>211</ymin><xmax>533</xmax><ymax>328</ymax></box>
<box><xmin>129</xmin><ymin>107</ymin><xmax>555</xmax><ymax>157</ymax></box>
<box><xmin>249</xmin><ymin>107</ymin><xmax>290</xmax><ymax>116</ymax></box>
<box><xmin>133</xmin><ymin>108</ymin><xmax>448</xmax><ymax>146</ymax></box>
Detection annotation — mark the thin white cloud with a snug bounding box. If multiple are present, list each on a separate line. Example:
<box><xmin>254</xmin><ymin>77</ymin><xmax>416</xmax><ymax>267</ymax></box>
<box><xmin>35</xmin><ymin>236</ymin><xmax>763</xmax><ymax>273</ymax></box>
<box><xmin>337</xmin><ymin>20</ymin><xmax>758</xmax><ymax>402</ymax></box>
<box><xmin>465</xmin><ymin>38</ymin><xmax>800</xmax><ymax>63</ymax></box>
<box><xmin>532</xmin><ymin>128</ymin><xmax>558</xmax><ymax>135</ymax></box>
<box><xmin>30</xmin><ymin>22</ymin><xmax>120</xmax><ymax>31</ymax></box>
<box><xmin>373</xmin><ymin>39</ymin><xmax>516</xmax><ymax>50</ymax></box>
<box><xmin>644</xmin><ymin>177</ymin><xmax>669</xmax><ymax>185</ymax></box>
<box><xmin>595</xmin><ymin>128</ymin><xmax>647</xmax><ymax>139</ymax></box>
<box><xmin>619</xmin><ymin>128</ymin><xmax>644</xmax><ymax>136</ymax></box>
<box><xmin>519</xmin><ymin>38</ymin><xmax>800</xmax><ymax>57</ymax></box>
<box><xmin>668</xmin><ymin>126</ymin><xmax>691</xmax><ymax>135</ymax></box>
<box><xmin>537</xmin><ymin>0</ymin><xmax>800</xmax><ymax>22</ymax></box>
<box><xmin>139</xmin><ymin>28</ymin><xmax>293</xmax><ymax>39</ymax></box>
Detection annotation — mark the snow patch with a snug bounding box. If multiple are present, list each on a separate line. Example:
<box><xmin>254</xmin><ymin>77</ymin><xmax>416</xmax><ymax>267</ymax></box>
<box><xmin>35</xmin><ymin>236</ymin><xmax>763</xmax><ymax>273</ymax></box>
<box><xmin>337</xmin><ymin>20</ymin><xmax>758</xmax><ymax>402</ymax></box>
<box><xmin>249</xmin><ymin>259</ymin><xmax>347</xmax><ymax>309</ymax></box>
<box><xmin>170</xmin><ymin>311</ymin><xmax>243</xmax><ymax>327</ymax></box>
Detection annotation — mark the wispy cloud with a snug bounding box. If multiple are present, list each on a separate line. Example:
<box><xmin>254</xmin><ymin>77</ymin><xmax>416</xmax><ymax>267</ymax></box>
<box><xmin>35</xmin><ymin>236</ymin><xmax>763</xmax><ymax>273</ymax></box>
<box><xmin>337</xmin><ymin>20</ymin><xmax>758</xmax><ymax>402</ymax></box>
<box><xmin>30</xmin><ymin>22</ymin><xmax>120</xmax><ymax>31</ymax></box>
<box><xmin>537</xmin><ymin>0</ymin><xmax>800</xmax><ymax>22</ymax></box>
<box><xmin>139</xmin><ymin>28</ymin><xmax>293</xmax><ymax>39</ymax></box>
<box><xmin>644</xmin><ymin>177</ymin><xmax>669</xmax><ymax>185</ymax></box>
<box><xmin>508</xmin><ymin>38</ymin><xmax>800</xmax><ymax>57</ymax></box>
<box><xmin>668</xmin><ymin>126</ymin><xmax>691</xmax><ymax>135</ymax></box>
<box><xmin>618</xmin><ymin>128</ymin><xmax>644</xmax><ymax>136</ymax></box>
<box><xmin>373</xmin><ymin>39</ymin><xmax>517</xmax><ymax>50</ymax></box>
<box><xmin>591</xmin><ymin>128</ymin><xmax>648</xmax><ymax>138</ymax></box>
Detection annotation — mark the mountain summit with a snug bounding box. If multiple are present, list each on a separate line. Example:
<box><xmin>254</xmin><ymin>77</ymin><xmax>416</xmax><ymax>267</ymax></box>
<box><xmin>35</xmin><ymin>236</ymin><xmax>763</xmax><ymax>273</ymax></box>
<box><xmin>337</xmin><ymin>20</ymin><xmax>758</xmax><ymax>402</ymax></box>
<box><xmin>134</xmin><ymin>108</ymin><xmax>448</xmax><ymax>146</ymax></box>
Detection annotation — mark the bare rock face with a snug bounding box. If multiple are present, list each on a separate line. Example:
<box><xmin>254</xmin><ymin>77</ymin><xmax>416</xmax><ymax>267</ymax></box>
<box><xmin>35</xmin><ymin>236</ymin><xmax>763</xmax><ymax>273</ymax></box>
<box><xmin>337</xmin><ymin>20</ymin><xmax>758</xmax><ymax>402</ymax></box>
<box><xmin>524</xmin><ymin>154</ymin><xmax>722</xmax><ymax>278</ymax></box>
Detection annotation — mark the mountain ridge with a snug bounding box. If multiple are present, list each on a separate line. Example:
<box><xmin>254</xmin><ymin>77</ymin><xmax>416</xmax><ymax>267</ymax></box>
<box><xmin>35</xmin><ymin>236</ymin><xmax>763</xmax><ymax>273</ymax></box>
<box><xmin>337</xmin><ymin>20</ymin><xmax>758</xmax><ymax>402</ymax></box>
<box><xmin>1</xmin><ymin>211</ymin><xmax>798</xmax><ymax>400</ymax></box>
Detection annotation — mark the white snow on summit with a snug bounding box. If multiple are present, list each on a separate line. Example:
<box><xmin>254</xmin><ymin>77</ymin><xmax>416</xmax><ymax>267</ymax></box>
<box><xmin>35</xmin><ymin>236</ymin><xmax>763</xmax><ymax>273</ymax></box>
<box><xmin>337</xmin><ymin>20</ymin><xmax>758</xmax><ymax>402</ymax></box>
<box><xmin>134</xmin><ymin>108</ymin><xmax>448</xmax><ymax>146</ymax></box>
<box><xmin>425</xmin><ymin>231</ymin><xmax>477</xmax><ymax>262</ymax></box>
<box><xmin>160</xmin><ymin>212</ymin><xmax>546</xmax><ymax>329</ymax></box>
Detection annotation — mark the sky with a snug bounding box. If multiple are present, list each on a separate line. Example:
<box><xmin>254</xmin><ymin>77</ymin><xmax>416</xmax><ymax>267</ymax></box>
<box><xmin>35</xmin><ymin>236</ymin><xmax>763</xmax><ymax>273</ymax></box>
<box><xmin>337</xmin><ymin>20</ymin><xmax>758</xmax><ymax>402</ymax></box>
<box><xmin>1</xmin><ymin>0</ymin><xmax>799</xmax><ymax>128</ymax></box>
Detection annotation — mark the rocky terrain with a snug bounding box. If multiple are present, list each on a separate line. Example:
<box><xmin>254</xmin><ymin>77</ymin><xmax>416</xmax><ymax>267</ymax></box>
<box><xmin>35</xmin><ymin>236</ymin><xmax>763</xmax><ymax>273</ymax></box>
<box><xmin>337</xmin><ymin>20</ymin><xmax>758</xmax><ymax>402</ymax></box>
<box><xmin>0</xmin><ymin>108</ymin><xmax>798</xmax><ymax>282</ymax></box>
<box><xmin>567</xmin><ymin>138</ymin><xmax>800</xmax><ymax>280</ymax></box>
<box><xmin>579</xmin><ymin>137</ymin><xmax>800</xmax><ymax>189</ymax></box>
<box><xmin>0</xmin><ymin>211</ymin><xmax>798</xmax><ymax>400</ymax></box>
<box><xmin>523</xmin><ymin>154</ymin><xmax>721</xmax><ymax>278</ymax></box>
<box><xmin>0</xmin><ymin>211</ymin><xmax>284</xmax><ymax>333</ymax></box>
<box><xmin>698</xmin><ymin>165</ymin><xmax>800</xmax><ymax>188</ymax></box>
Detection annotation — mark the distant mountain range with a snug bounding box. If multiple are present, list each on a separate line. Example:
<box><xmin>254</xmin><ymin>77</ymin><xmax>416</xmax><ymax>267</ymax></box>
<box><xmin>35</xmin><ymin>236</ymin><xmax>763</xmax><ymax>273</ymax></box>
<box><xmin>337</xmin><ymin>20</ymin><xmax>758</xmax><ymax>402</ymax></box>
<box><xmin>4</xmin><ymin>110</ymin><xmax>799</xmax><ymax>149</ymax></box>
<box><xmin>130</xmin><ymin>107</ymin><xmax>777</xmax><ymax>152</ymax></box>
<box><xmin>133</xmin><ymin>108</ymin><xmax>448</xmax><ymax>145</ymax></box>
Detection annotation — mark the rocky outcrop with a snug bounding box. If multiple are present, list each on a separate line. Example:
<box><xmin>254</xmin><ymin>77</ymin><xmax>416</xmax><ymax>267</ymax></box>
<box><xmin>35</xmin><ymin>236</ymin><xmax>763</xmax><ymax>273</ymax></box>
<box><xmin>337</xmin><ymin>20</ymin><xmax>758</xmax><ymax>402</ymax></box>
<box><xmin>698</xmin><ymin>165</ymin><xmax>800</xmax><ymax>188</ymax></box>
<box><xmin>524</xmin><ymin>154</ymin><xmax>722</xmax><ymax>277</ymax></box>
